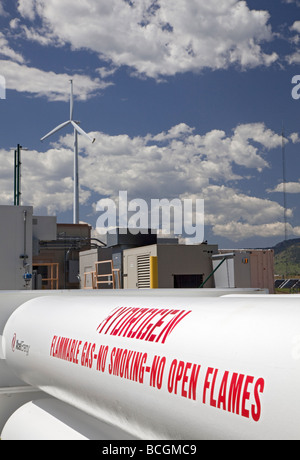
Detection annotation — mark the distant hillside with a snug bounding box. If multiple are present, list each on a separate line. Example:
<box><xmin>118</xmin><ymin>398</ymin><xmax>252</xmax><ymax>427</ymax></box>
<box><xmin>271</xmin><ymin>238</ymin><xmax>300</xmax><ymax>277</ymax></box>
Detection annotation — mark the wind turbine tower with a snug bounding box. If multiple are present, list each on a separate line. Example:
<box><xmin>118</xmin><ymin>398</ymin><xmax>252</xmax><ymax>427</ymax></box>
<box><xmin>41</xmin><ymin>80</ymin><xmax>95</xmax><ymax>224</ymax></box>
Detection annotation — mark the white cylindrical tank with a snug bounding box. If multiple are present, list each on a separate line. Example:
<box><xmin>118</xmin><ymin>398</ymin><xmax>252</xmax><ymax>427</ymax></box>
<box><xmin>0</xmin><ymin>288</ymin><xmax>268</xmax><ymax>332</ymax></box>
<box><xmin>1</xmin><ymin>398</ymin><xmax>136</xmax><ymax>440</ymax></box>
<box><xmin>2</xmin><ymin>294</ymin><xmax>300</xmax><ymax>440</ymax></box>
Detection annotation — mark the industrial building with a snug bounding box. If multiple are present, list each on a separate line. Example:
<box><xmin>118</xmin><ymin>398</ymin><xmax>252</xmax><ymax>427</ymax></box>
<box><xmin>33</xmin><ymin>222</ymin><xmax>92</xmax><ymax>290</ymax></box>
<box><xmin>0</xmin><ymin>205</ymin><xmax>93</xmax><ymax>290</ymax></box>
<box><xmin>78</xmin><ymin>229</ymin><xmax>275</xmax><ymax>292</ymax></box>
<box><xmin>79</xmin><ymin>231</ymin><xmax>218</xmax><ymax>290</ymax></box>
<box><xmin>0</xmin><ymin>205</ymin><xmax>275</xmax><ymax>293</ymax></box>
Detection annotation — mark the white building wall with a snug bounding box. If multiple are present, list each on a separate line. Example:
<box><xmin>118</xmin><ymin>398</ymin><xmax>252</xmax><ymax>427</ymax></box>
<box><xmin>0</xmin><ymin>206</ymin><xmax>33</xmax><ymax>290</ymax></box>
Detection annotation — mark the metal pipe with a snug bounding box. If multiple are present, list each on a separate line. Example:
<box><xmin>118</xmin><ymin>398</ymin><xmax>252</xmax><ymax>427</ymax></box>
<box><xmin>23</xmin><ymin>210</ymin><xmax>27</xmax><ymax>267</ymax></box>
<box><xmin>73</xmin><ymin>129</ymin><xmax>79</xmax><ymax>224</ymax></box>
<box><xmin>199</xmin><ymin>257</ymin><xmax>226</xmax><ymax>288</ymax></box>
<box><xmin>14</xmin><ymin>150</ymin><xmax>17</xmax><ymax>206</ymax></box>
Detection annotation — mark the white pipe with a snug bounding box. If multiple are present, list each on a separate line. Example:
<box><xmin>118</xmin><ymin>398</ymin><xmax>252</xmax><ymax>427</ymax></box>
<box><xmin>0</xmin><ymin>289</ymin><xmax>268</xmax><ymax>333</ymax></box>
<box><xmin>2</xmin><ymin>294</ymin><xmax>300</xmax><ymax>439</ymax></box>
<box><xmin>73</xmin><ymin>128</ymin><xmax>79</xmax><ymax>224</ymax></box>
<box><xmin>1</xmin><ymin>398</ymin><xmax>136</xmax><ymax>440</ymax></box>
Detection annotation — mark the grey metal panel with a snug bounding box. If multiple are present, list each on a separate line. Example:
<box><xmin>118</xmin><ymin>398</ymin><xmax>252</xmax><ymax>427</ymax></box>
<box><xmin>106</xmin><ymin>228</ymin><xmax>157</xmax><ymax>248</ymax></box>
<box><xmin>0</xmin><ymin>206</ymin><xmax>33</xmax><ymax>290</ymax></box>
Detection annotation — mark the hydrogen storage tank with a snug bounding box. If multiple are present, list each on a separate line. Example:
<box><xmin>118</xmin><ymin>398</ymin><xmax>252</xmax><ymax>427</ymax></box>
<box><xmin>1</xmin><ymin>293</ymin><xmax>300</xmax><ymax>440</ymax></box>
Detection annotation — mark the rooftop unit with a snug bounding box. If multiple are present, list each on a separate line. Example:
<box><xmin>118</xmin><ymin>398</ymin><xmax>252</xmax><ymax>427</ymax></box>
<box><xmin>123</xmin><ymin>243</ymin><xmax>218</xmax><ymax>289</ymax></box>
<box><xmin>79</xmin><ymin>229</ymin><xmax>157</xmax><ymax>289</ymax></box>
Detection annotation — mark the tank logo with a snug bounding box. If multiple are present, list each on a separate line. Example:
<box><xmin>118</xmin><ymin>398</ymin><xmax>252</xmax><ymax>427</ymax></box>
<box><xmin>11</xmin><ymin>333</ymin><xmax>30</xmax><ymax>356</ymax></box>
<box><xmin>11</xmin><ymin>333</ymin><xmax>16</xmax><ymax>352</ymax></box>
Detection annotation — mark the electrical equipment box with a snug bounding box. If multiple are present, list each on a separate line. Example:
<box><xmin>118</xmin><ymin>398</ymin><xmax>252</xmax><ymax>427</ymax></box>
<box><xmin>123</xmin><ymin>243</ymin><xmax>219</xmax><ymax>289</ymax></box>
<box><xmin>212</xmin><ymin>249</ymin><xmax>274</xmax><ymax>294</ymax></box>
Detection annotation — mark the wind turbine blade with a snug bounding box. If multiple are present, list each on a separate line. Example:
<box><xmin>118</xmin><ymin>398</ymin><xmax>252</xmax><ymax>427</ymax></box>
<box><xmin>40</xmin><ymin>120</ymin><xmax>71</xmax><ymax>142</ymax></box>
<box><xmin>71</xmin><ymin>121</ymin><xmax>96</xmax><ymax>143</ymax></box>
<box><xmin>70</xmin><ymin>79</ymin><xmax>74</xmax><ymax>121</ymax></box>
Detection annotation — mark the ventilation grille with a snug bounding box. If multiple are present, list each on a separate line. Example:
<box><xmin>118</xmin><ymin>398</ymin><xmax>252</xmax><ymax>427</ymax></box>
<box><xmin>137</xmin><ymin>254</ymin><xmax>151</xmax><ymax>289</ymax></box>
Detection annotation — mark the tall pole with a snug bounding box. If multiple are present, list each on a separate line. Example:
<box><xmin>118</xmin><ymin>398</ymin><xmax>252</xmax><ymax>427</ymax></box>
<box><xmin>17</xmin><ymin>144</ymin><xmax>21</xmax><ymax>206</ymax></box>
<box><xmin>14</xmin><ymin>149</ymin><xmax>17</xmax><ymax>206</ymax></box>
<box><xmin>74</xmin><ymin>129</ymin><xmax>79</xmax><ymax>224</ymax></box>
<box><xmin>282</xmin><ymin>124</ymin><xmax>288</xmax><ymax>278</ymax></box>
<box><xmin>71</xmin><ymin>80</ymin><xmax>79</xmax><ymax>224</ymax></box>
<box><xmin>70</xmin><ymin>79</ymin><xmax>74</xmax><ymax>121</ymax></box>
<box><xmin>14</xmin><ymin>144</ymin><xmax>22</xmax><ymax>206</ymax></box>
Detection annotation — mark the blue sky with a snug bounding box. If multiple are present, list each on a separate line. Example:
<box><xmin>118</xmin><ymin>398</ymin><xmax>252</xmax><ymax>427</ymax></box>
<box><xmin>0</xmin><ymin>0</ymin><xmax>300</xmax><ymax>249</ymax></box>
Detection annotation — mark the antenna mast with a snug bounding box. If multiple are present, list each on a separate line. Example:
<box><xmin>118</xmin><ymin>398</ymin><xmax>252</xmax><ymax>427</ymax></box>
<box><xmin>282</xmin><ymin>123</ymin><xmax>288</xmax><ymax>278</ymax></box>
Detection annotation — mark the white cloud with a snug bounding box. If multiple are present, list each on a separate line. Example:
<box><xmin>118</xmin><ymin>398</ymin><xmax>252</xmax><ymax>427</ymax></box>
<box><xmin>269</xmin><ymin>181</ymin><xmax>300</xmax><ymax>194</ymax></box>
<box><xmin>286</xmin><ymin>20</ymin><xmax>300</xmax><ymax>64</ymax></box>
<box><xmin>283</xmin><ymin>0</ymin><xmax>300</xmax><ymax>5</ymax></box>
<box><xmin>17</xmin><ymin>0</ymin><xmax>36</xmax><ymax>20</ymax></box>
<box><xmin>0</xmin><ymin>121</ymin><xmax>294</xmax><ymax>241</ymax></box>
<box><xmin>0</xmin><ymin>1</ymin><xmax>8</xmax><ymax>16</ymax></box>
<box><xmin>291</xmin><ymin>21</ymin><xmax>300</xmax><ymax>33</ymax></box>
<box><xmin>181</xmin><ymin>185</ymin><xmax>296</xmax><ymax>241</ymax></box>
<box><xmin>16</xmin><ymin>0</ymin><xmax>278</xmax><ymax>78</ymax></box>
<box><xmin>199</xmin><ymin>185</ymin><xmax>291</xmax><ymax>226</ymax></box>
<box><xmin>0</xmin><ymin>59</ymin><xmax>112</xmax><ymax>101</ymax></box>
<box><xmin>0</xmin><ymin>32</ymin><xmax>25</xmax><ymax>64</ymax></box>
<box><xmin>229</xmin><ymin>123</ymin><xmax>282</xmax><ymax>170</ymax></box>
<box><xmin>286</xmin><ymin>51</ymin><xmax>300</xmax><ymax>65</ymax></box>
<box><xmin>0</xmin><ymin>146</ymin><xmax>90</xmax><ymax>215</ymax></box>
<box><xmin>68</xmin><ymin>122</ymin><xmax>281</xmax><ymax>201</ymax></box>
<box><xmin>290</xmin><ymin>132</ymin><xmax>300</xmax><ymax>143</ymax></box>
<box><xmin>212</xmin><ymin>221</ymin><xmax>296</xmax><ymax>242</ymax></box>
<box><xmin>0</xmin><ymin>17</ymin><xmax>113</xmax><ymax>101</ymax></box>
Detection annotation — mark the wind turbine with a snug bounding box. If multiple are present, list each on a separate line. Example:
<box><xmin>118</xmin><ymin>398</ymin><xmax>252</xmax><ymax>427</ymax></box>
<box><xmin>41</xmin><ymin>80</ymin><xmax>95</xmax><ymax>224</ymax></box>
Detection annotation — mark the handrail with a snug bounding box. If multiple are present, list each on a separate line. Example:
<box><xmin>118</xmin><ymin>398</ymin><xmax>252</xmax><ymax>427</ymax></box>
<box><xmin>199</xmin><ymin>257</ymin><xmax>227</xmax><ymax>288</ymax></box>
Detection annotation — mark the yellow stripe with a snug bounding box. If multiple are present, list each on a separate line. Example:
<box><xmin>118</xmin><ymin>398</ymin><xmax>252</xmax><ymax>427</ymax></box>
<box><xmin>150</xmin><ymin>256</ymin><xmax>158</xmax><ymax>289</ymax></box>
